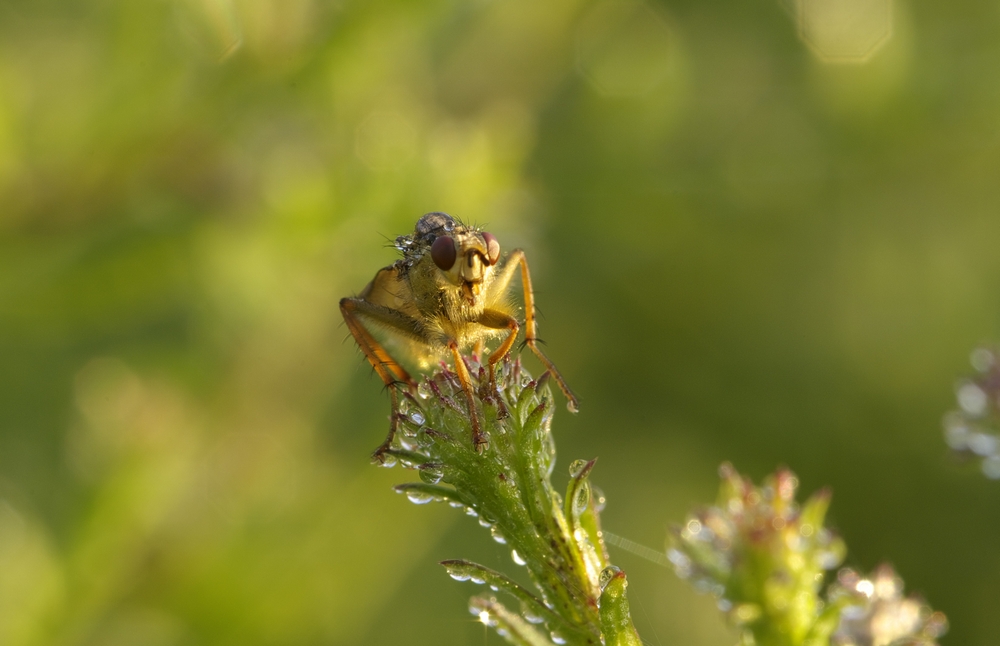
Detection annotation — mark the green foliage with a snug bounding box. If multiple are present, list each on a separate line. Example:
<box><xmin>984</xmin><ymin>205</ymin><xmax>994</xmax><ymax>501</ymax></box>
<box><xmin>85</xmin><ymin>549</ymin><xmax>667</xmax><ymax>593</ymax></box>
<box><xmin>1</xmin><ymin>0</ymin><xmax>999</xmax><ymax>643</ymax></box>
<box><xmin>382</xmin><ymin>357</ymin><xmax>640</xmax><ymax>646</ymax></box>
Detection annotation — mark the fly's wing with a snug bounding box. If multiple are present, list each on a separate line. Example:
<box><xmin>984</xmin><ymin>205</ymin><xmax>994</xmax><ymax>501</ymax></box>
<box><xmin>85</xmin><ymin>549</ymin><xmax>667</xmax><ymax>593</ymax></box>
<box><xmin>359</xmin><ymin>265</ymin><xmax>420</xmax><ymax>319</ymax></box>
<box><xmin>354</xmin><ymin>264</ymin><xmax>440</xmax><ymax>366</ymax></box>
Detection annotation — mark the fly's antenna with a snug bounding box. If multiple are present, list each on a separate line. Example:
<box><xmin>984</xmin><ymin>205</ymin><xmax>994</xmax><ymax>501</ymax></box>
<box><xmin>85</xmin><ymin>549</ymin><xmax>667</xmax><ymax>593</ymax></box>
<box><xmin>378</xmin><ymin>231</ymin><xmax>397</xmax><ymax>250</ymax></box>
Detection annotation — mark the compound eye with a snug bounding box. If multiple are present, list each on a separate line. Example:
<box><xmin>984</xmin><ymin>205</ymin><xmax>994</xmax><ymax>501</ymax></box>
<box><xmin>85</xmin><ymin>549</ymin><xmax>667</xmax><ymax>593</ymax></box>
<box><xmin>482</xmin><ymin>232</ymin><xmax>501</xmax><ymax>265</ymax></box>
<box><xmin>431</xmin><ymin>235</ymin><xmax>457</xmax><ymax>270</ymax></box>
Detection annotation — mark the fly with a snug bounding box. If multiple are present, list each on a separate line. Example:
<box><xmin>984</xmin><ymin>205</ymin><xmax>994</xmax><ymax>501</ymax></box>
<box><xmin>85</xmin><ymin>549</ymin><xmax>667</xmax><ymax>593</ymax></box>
<box><xmin>340</xmin><ymin>212</ymin><xmax>578</xmax><ymax>460</ymax></box>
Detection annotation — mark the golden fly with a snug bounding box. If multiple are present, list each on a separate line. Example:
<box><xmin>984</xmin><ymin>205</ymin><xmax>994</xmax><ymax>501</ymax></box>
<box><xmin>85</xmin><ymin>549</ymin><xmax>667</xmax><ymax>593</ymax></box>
<box><xmin>340</xmin><ymin>212</ymin><xmax>578</xmax><ymax>460</ymax></box>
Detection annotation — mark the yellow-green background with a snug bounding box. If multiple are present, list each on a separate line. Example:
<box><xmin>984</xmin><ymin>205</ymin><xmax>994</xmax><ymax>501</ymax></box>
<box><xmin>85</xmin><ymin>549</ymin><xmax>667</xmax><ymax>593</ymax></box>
<box><xmin>1</xmin><ymin>0</ymin><xmax>997</xmax><ymax>644</ymax></box>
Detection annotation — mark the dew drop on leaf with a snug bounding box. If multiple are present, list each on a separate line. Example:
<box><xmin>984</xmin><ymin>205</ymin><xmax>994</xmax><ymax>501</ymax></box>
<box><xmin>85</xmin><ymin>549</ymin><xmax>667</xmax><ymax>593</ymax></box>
<box><xmin>405</xmin><ymin>490</ymin><xmax>435</xmax><ymax>504</ymax></box>
<box><xmin>573</xmin><ymin>482</ymin><xmax>591</xmax><ymax>516</ymax></box>
<box><xmin>419</xmin><ymin>466</ymin><xmax>444</xmax><ymax>484</ymax></box>
<box><xmin>599</xmin><ymin>565</ymin><xmax>621</xmax><ymax>591</ymax></box>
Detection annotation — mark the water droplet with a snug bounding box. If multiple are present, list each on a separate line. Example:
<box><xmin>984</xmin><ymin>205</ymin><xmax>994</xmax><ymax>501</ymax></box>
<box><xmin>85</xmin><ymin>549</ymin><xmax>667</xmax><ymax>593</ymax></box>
<box><xmin>717</xmin><ymin>598</ymin><xmax>732</xmax><ymax>612</ymax></box>
<box><xmin>568</xmin><ymin>459</ymin><xmax>588</xmax><ymax>477</ymax></box>
<box><xmin>573</xmin><ymin>482</ymin><xmax>591</xmax><ymax>516</ymax></box>
<box><xmin>416</xmin><ymin>428</ymin><xmax>435</xmax><ymax>449</ymax></box>
<box><xmin>682</xmin><ymin>519</ymin><xmax>702</xmax><ymax>540</ymax></box>
<box><xmin>417</xmin><ymin>382</ymin><xmax>432</xmax><ymax>399</ymax></box>
<box><xmin>666</xmin><ymin>548</ymin><xmax>687</xmax><ymax>566</ymax></box>
<box><xmin>943</xmin><ymin>414</ymin><xmax>970</xmax><ymax>450</ymax></box>
<box><xmin>674</xmin><ymin>561</ymin><xmax>694</xmax><ymax>581</ymax></box>
<box><xmin>419</xmin><ymin>465</ymin><xmax>444</xmax><ymax>485</ymax></box>
<box><xmin>470</xmin><ymin>573</ymin><xmax>486</xmax><ymax>585</ymax></box>
<box><xmin>958</xmin><ymin>381</ymin><xmax>989</xmax><ymax>417</ymax></box>
<box><xmin>410</xmin><ymin>411</ymin><xmax>425</xmax><ymax>425</ymax></box>
<box><xmin>511</xmin><ymin>549</ymin><xmax>527</xmax><ymax>566</ymax></box>
<box><xmin>693</xmin><ymin>578</ymin><xmax>713</xmax><ymax>594</ymax></box>
<box><xmin>465</xmin><ymin>507</ymin><xmax>478</xmax><ymax>517</ymax></box>
<box><xmin>405</xmin><ymin>490</ymin><xmax>435</xmax><ymax>505</ymax></box>
<box><xmin>521</xmin><ymin>603</ymin><xmax>544</xmax><ymax>624</ymax></box>
<box><xmin>550</xmin><ymin>632</ymin><xmax>567</xmax><ymax>644</ymax></box>
<box><xmin>968</xmin><ymin>432</ymin><xmax>999</xmax><ymax>457</ymax></box>
<box><xmin>478</xmin><ymin>517</ymin><xmax>493</xmax><ymax>528</ymax></box>
<box><xmin>982</xmin><ymin>455</ymin><xmax>1000</xmax><ymax>479</ymax></box>
<box><xmin>944</xmin><ymin>426</ymin><xmax>969</xmax><ymax>451</ymax></box>
<box><xmin>841</xmin><ymin>605</ymin><xmax>867</xmax><ymax>621</ymax></box>
<box><xmin>971</xmin><ymin>347</ymin><xmax>996</xmax><ymax>373</ymax></box>
<box><xmin>491</xmin><ymin>526</ymin><xmax>507</xmax><ymax>544</ymax></box>
<box><xmin>817</xmin><ymin>549</ymin><xmax>842</xmax><ymax>569</ymax></box>
<box><xmin>732</xmin><ymin>603</ymin><xmax>762</xmax><ymax>625</ymax></box>
<box><xmin>376</xmin><ymin>454</ymin><xmax>397</xmax><ymax>468</ymax></box>
<box><xmin>566</xmin><ymin>400</ymin><xmax>579</xmax><ymax>413</ymax></box>
<box><xmin>599</xmin><ymin>565</ymin><xmax>621</xmax><ymax>591</ymax></box>
<box><xmin>448</xmin><ymin>569</ymin><xmax>471</xmax><ymax>582</ymax></box>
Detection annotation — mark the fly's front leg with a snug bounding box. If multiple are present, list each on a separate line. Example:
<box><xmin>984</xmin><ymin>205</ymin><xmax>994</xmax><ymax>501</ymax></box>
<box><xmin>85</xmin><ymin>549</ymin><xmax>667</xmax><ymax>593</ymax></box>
<box><xmin>493</xmin><ymin>250</ymin><xmax>580</xmax><ymax>412</ymax></box>
<box><xmin>340</xmin><ymin>297</ymin><xmax>423</xmax><ymax>461</ymax></box>
<box><xmin>475</xmin><ymin>309</ymin><xmax>518</xmax><ymax>418</ymax></box>
<box><xmin>448</xmin><ymin>340</ymin><xmax>488</xmax><ymax>452</ymax></box>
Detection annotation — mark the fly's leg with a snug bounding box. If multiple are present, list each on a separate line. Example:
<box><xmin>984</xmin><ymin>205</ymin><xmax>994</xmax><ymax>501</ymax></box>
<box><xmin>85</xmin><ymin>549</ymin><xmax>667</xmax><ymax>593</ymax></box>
<box><xmin>490</xmin><ymin>250</ymin><xmax>580</xmax><ymax>412</ymax></box>
<box><xmin>448</xmin><ymin>340</ymin><xmax>488</xmax><ymax>452</ymax></box>
<box><xmin>475</xmin><ymin>309</ymin><xmax>518</xmax><ymax>418</ymax></box>
<box><xmin>340</xmin><ymin>297</ymin><xmax>423</xmax><ymax>461</ymax></box>
<box><xmin>373</xmin><ymin>385</ymin><xmax>405</xmax><ymax>459</ymax></box>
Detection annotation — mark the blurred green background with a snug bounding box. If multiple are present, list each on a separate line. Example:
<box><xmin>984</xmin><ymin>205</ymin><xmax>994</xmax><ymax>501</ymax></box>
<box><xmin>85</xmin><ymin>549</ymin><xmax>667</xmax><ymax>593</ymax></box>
<box><xmin>1</xmin><ymin>0</ymin><xmax>999</xmax><ymax>644</ymax></box>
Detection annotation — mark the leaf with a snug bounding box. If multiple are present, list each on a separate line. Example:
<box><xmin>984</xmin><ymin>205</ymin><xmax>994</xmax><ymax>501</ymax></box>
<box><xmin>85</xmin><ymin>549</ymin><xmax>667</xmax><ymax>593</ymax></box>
<box><xmin>598</xmin><ymin>568</ymin><xmax>642</xmax><ymax>646</ymax></box>
<box><xmin>439</xmin><ymin>560</ymin><xmax>562</xmax><ymax>630</ymax></box>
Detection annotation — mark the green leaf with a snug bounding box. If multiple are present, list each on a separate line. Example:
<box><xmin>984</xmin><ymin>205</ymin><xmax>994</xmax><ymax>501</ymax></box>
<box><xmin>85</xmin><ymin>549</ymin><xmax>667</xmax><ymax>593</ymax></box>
<box><xmin>440</xmin><ymin>560</ymin><xmax>563</xmax><ymax>630</ymax></box>
<box><xmin>598</xmin><ymin>567</ymin><xmax>642</xmax><ymax>646</ymax></box>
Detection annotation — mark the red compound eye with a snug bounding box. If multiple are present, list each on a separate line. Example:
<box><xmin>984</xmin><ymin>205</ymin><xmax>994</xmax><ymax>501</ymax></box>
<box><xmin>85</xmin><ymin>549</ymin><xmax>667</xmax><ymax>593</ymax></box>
<box><xmin>482</xmin><ymin>232</ymin><xmax>501</xmax><ymax>265</ymax></box>
<box><xmin>431</xmin><ymin>235</ymin><xmax>457</xmax><ymax>270</ymax></box>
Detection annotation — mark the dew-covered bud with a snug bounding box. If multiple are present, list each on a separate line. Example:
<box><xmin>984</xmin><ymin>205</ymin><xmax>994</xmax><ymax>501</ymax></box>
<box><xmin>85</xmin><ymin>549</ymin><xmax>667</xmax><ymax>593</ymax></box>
<box><xmin>829</xmin><ymin>564</ymin><xmax>947</xmax><ymax>646</ymax></box>
<box><xmin>943</xmin><ymin>345</ymin><xmax>1000</xmax><ymax>479</ymax></box>
<box><xmin>670</xmin><ymin>464</ymin><xmax>845</xmax><ymax>643</ymax></box>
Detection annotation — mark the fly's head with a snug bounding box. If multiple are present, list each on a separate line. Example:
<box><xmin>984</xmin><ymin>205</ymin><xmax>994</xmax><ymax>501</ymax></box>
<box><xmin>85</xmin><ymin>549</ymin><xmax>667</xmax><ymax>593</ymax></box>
<box><xmin>399</xmin><ymin>212</ymin><xmax>502</xmax><ymax>305</ymax></box>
